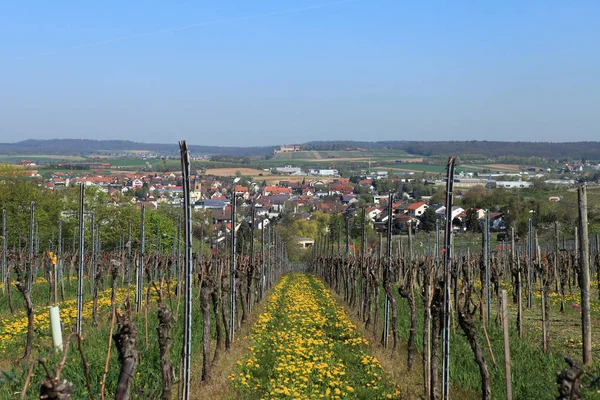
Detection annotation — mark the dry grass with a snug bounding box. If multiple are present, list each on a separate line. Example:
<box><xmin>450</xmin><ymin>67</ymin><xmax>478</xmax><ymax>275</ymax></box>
<box><xmin>189</xmin><ymin>295</ymin><xmax>270</xmax><ymax>400</ymax></box>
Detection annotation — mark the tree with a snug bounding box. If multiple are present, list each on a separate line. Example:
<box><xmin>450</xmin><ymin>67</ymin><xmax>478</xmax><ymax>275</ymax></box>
<box><xmin>359</xmin><ymin>193</ymin><xmax>374</xmax><ymax>205</ymax></box>
<box><xmin>419</xmin><ymin>207</ymin><xmax>436</xmax><ymax>232</ymax></box>
<box><xmin>429</xmin><ymin>189</ymin><xmax>446</xmax><ymax>205</ymax></box>
<box><xmin>465</xmin><ymin>208</ymin><xmax>480</xmax><ymax>232</ymax></box>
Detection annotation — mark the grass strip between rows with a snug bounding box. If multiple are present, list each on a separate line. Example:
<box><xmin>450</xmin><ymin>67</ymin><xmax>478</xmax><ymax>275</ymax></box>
<box><xmin>230</xmin><ymin>273</ymin><xmax>400</xmax><ymax>399</ymax></box>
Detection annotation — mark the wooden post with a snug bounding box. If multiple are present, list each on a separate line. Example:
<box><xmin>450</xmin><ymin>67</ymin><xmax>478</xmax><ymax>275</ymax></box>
<box><xmin>578</xmin><ymin>185</ymin><xmax>592</xmax><ymax>365</ymax></box>
<box><xmin>501</xmin><ymin>290</ymin><xmax>512</xmax><ymax>400</ymax></box>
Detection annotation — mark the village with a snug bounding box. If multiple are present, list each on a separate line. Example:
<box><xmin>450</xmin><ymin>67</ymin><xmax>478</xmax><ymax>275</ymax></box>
<box><xmin>24</xmin><ymin>162</ymin><xmax>519</xmax><ymax>251</ymax></box>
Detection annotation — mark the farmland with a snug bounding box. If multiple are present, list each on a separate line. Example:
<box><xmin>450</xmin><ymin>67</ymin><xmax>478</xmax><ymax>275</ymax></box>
<box><xmin>204</xmin><ymin>167</ymin><xmax>268</xmax><ymax>177</ymax></box>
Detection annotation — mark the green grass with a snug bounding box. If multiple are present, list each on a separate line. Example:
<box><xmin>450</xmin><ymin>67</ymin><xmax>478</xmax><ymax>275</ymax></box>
<box><xmin>0</xmin><ymin>273</ymin><xmax>207</xmax><ymax>399</ymax></box>
<box><xmin>382</xmin><ymin>281</ymin><xmax>600</xmax><ymax>399</ymax></box>
<box><xmin>231</xmin><ymin>273</ymin><xmax>400</xmax><ymax>399</ymax></box>
<box><xmin>380</xmin><ymin>163</ymin><xmax>447</xmax><ymax>173</ymax></box>
<box><xmin>100</xmin><ymin>158</ymin><xmax>151</xmax><ymax>168</ymax></box>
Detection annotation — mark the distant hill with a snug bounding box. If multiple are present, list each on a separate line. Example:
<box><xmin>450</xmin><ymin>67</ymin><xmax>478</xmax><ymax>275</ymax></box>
<box><xmin>1</xmin><ymin>139</ymin><xmax>600</xmax><ymax>160</ymax></box>
<box><xmin>303</xmin><ymin>140</ymin><xmax>600</xmax><ymax>160</ymax></box>
<box><xmin>0</xmin><ymin>139</ymin><xmax>274</xmax><ymax>157</ymax></box>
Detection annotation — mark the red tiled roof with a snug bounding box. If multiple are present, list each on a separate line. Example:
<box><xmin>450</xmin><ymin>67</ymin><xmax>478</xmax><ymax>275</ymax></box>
<box><xmin>407</xmin><ymin>202</ymin><xmax>427</xmax><ymax>210</ymax></box>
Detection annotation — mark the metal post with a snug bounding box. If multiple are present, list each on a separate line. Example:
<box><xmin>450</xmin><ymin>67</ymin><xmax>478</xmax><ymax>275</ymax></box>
<box><xmin>90</xmin><ymin>213</ymin><xmax>95</xmax><ymax>294</ymax></box>
<box><xmin>383</xmin><ymin>193</ymin><xmax>392</xmax><ymax>347</ymax></box>
<box><xmin>2</xmin><ymin>210</ymin><xmax>6</xmax><ymax>294</ymax></box>
<box><xmin>441</xmin><ymin>157</ymin><xmax>456</xmax><ymax>400</ymax></box>
<box><xmin>137</xmin><ymin>204</ymin><xmax>145</xmax><ymax>311</ymax></box>
<box><xmin>127</xmin><ymin>220</ymin><xmax>132</xmax><ymax>285</ymax></box>
<box><xmin>156</xmin><ymin>225</ymin><xmax>161</xmax><ymax>280</ymax></box>
<box><xmin>345</xmin><ymin>216</ymin><xmax>350</xmax><ymax>255</ymax></box>
<box><xmin>267</xmin><ymin>224</ymin><xmax>271</xmax><ymax>290</ymax></box>
<box><xmin>179</xmin><ymin>140</ymin><xmax>194</xmax><ymax>400</ymax></box>
<box><xmin>261</xmin><ymin>218</ymin><xmax>265</xmax><ymax>299</ymax></box>
<box><xmin>76</xmin><ymin>184</ymin><xmax>85</xmax><ymax>335</ymax></box>
<box><xmin>485</xmin><ymin>210</ymin><xmax>491</xmax><ymax>323</ymax></box>
<box><xmin>337</xmin><ymin>221</ymin><xmax>341</xmax><ymax>254</ymax></box>
<box><xmin>230</xmin><ymin>194</ymin><xmax>237</xmax><ymax>343</ymax></box>
<box><xmin>28</xmin><ymin>201</ymin><xmax>35</xmax><ymax>291</ymax></box>
<box><xmin>57</xmin><ymin>219</ymin><xmax>62</xmax><ymax>282</ymax></box>
<box><xmin>436</xmin><ymin>218</ymin><xmax>440</xmax><ymax>268</ymax></box>
<box><xmin>527</xmin><ymin>218</ymin><xmax>533</xmax><ymax>308</ymax></box>
<box><xmin>35</xmin><ymin>222</ymin><xmax>39</xmax><ymax>259</ymax></box>
<box><xmin>249</xmin><ymin>203</ymin><xmax>255</xmax><ymax>310</ymax></box>
<box><xmin>578</xmin><ymin>185</ymin><xmax>592</xmax><ymax>365</ymax></box>
<box><xmin>176</xmin><ymin>214</ymin><xmax>181</xmax><ymax>293</ymax></box>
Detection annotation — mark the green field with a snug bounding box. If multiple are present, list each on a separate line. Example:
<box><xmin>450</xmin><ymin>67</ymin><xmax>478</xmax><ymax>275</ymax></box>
<box><xmin>381</xmin><ymin>163</ymin><xmax>447</xmax><ymax>173</ymax></box>
<box><xmin>271</xmin><ymin>149</ymin><xmax>412</xmax><ymax>161</ymax></box>
<box><xmin>0</xmin><ymin>155</ymin><xmax>86</xmax><ymax>163</ymax></box>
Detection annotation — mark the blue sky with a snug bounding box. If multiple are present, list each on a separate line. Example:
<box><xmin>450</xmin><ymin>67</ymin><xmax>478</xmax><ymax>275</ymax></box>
<box><xmin>0</xmin><ymin>0</ymin><xmax>598</xmax><ymax>146</ymax></box>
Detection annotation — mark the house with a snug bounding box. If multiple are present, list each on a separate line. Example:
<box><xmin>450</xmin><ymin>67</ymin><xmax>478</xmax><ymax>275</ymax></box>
<box><xmin>435</xmin><ymin>206</ymin><xmax>465</xmax><ymax>220</ymax></box>
<box><xmin>394</xmin><ymin>214</ymin><xmax>419</xmax><ymax>232</ymax></box>
<box><xmin>368</xmin><ymin>207</ymin><xmax>383</xmax><ymax>221</ymax></box>
<box><xmin>328</xmin><ymin>183</ymin><xmax>353</xmax><ymax>196</ymax></box>
<box><xmin>194</xmin><ymin>199</ymin><xmax>227</xmax><ymax>210</ymax></box>
<box><xmin>406</xmin><ymin>202</ymin><xmax>428</xmax><ymax>217</ymax></box>
<box><xmin>264</xmin><ymin>194</ymin><xmax>289</xmax><ymax>212</ymax></box>
<box><xmin>309</xmin><ymin>180</ymin><xmax>327</xmax><ymax>187</ymax></box>
<box><xmin>211</xmin><ymin>192</ymin><xmax>226</xmax><ymax>200</ymax></box>
<box><xmin>296</xmin><ymin>195</ymin><xmax>315</xmax><ymax>208</ymax></box>
<box><xmin>275</xmin><ymin>166</ymin><xmax>303</xmax><ymax>175</ymax></box>
<box><xmin>341</xmin><ymin>195</ymin><xmax>358</xmax><ymax>206</ymax></box>
<box><xmin>51</xmin><ymin>178</ymin><xmax>67</xmax><ymax>187</ymax></box>
<box><xmin>263</xmin><ymin>186</ymin><xmax>292</xmax><ymax>196</ymax></box>
<box><xmin>211</xmin><ymin>207</ymin><xmax>232</xmax><ymax>225</ymax></box>
<box><xmin>310</xmin><ymin>169</ymin><xmax>338</xmax><ymax>177</ymax></box>
<box><xmin>315</xmin><ymin>201</ymin><xmax>345</xmax><ymax>214</ymax></box>
<box><xmin>301</xmin><ymin>187</ymin><xmax>315</xmax><ymax>197</ymax></box>
<box><xmin>234</xmin><ymin>186</ymin><xmax>250</xmax><ymax>199</ymax></box>
<box><xmin>454</xmin><ymin>208</ymin><xmax>486</xmax><ymax>222</ymax></box>
<box><xmin>489</xmin><ymin>212</ymin><xmax>505</xmax><ymax>231</ymax></box>
<box><xmin>297</xmin><ymin>237</ymin><xmax>315</xmax><ymax>249</ymax></box>
<box><xmin>273</xmin><ymin>145</ymin><xmax>301</xmax><ymax>154</ymax></box>
<box><xmin>486</xmin><ymin>181</ymin><xmax>533</xmax><ymax>189</ymax></box>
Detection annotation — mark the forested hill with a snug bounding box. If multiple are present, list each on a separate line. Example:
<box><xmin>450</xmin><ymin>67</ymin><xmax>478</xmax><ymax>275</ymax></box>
<box><xmin>0</xmin><ymin>139</ymin><xmax>274</xmax><ymax>157</ymax></box>
<box><xmin>303</xmin><ymin>140</ymin><xmax>600</xmax><ymax>160</ymax></box>
<box><xmin>2</xmin><ymin>139</ymin><xmax>600</xmax><ymax>159</ymax></box>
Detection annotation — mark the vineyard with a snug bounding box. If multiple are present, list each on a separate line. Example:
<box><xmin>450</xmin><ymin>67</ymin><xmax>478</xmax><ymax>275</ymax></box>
<box><xmin>309</xmin><ymin>190</ymin><xmax>600</xmax><ymax>399</ymax></box>
<box><xmin>0</xmin><ymin>143</ymin><xmax>295</xmax><ymax>399</ymax></box>
<box><xmin>0</xmin><ymin>149</ymin><xmax>599</xmax><ymax>400</ymax></box>
<box><xmin>0</xmin><ymin>210</ymin><xmax>290</xmax><ymax>398</ymax></box>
